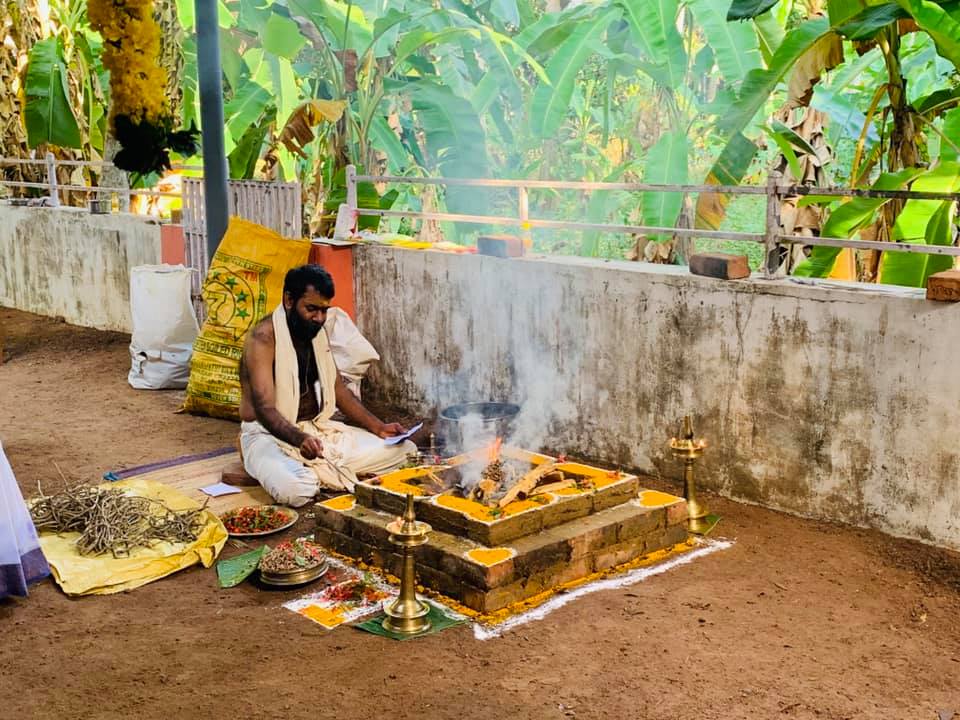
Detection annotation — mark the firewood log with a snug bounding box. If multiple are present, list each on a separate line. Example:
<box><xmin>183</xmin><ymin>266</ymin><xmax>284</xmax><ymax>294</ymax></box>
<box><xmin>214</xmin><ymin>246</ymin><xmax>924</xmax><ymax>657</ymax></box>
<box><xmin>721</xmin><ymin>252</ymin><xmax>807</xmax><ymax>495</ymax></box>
<box><xmin>498</xmin><ymin>462</ymin><xmax>560</xmax><ymax>507</ymax></box>
<box><xmin>530</xmin><ymin>479</ymin><xmax>576</xmax><ymax>496</ymax></box>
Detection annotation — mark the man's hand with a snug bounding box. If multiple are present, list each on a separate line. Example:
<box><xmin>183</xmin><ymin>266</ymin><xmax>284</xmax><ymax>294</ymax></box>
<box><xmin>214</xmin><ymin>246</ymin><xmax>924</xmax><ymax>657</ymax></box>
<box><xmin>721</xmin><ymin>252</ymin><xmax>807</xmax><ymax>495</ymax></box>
<box><xmin>375</xmin><ymin>422</ymin><xmax>407</xmax><ymax>439</ymax></box>
<box><xmin>299</xmin><ymin>436</ymin><xmax>325</xmax><ymax>460</ymax></box>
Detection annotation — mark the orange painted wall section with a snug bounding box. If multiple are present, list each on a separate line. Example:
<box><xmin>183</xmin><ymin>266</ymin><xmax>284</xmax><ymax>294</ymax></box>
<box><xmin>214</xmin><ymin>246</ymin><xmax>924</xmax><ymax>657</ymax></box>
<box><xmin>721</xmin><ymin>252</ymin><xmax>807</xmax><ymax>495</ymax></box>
<box><xmin>309</xmin><ymin>242</ymin><xmax>356</xmax><ymax>320</ymax></box>
<box><xmin>160</xmin><ymin>224</ymin><xmax>186</xmax><ymax>265</ymax></box>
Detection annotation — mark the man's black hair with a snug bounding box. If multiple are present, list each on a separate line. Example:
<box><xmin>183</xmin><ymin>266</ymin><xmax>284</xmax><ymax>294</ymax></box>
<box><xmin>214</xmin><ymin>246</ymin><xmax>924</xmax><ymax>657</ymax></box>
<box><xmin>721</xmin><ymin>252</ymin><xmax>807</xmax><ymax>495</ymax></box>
<box><xmin>283</xmin><ymin>264</ymin><xmax>335</xmax><ymax>303</ymax></box>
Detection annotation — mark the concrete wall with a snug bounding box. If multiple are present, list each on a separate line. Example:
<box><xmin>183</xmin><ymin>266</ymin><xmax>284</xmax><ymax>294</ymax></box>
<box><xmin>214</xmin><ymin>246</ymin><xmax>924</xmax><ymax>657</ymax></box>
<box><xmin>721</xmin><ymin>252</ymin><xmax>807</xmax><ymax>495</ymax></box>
<box><xmin>355</xmin><ymin>245</ymin><xmax>960</xmax><ymax>550</ymax></box>
<box><xmin>0</xmin><ymin>205</ymin><xmax>162</xmax><ymax>332</ymax></box>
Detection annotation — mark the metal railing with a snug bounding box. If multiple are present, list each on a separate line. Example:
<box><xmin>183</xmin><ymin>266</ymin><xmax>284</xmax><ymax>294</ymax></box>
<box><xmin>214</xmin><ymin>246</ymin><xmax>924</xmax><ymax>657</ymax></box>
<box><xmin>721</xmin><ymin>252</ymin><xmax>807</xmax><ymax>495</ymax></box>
<box><xmin>0</xmin><ymin>153</ymin><xmax>200</xmax><ymax>207</ymax></box>
<box><xmin>5</xmin><ymin>155</ymin><xmax>959</xmax><ymax>282</ymax></box>
<box><xmin>341</xmin><ymin>165</ymin><xmax>960</xmax><ymax>279</ymax></box>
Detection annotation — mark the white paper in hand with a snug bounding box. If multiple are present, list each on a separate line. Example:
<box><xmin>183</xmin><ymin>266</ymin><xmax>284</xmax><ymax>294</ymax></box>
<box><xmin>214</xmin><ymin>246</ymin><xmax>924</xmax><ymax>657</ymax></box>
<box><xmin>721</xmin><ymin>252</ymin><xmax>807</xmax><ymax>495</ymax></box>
<box><xmin>383</xmin><ymin>422</ymin><xmax>423</xmax><ymax>446</ymax></box>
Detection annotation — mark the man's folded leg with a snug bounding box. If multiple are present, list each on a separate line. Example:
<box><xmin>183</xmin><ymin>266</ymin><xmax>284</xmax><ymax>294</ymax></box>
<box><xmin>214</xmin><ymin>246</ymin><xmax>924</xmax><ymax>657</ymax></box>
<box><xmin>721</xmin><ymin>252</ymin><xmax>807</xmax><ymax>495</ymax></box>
<box><xmin>239</xmin><ymin>421</ymin><xmax>318</xmax><ymax>508</ymax></box>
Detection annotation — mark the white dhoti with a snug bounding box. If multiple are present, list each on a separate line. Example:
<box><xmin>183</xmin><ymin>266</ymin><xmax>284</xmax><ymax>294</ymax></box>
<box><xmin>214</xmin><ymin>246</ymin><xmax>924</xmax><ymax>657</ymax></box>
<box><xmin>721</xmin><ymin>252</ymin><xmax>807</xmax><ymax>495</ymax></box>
<box><xmin>240</xmin><ymin>419</ymin><xmax>415</xmax><ymax>507</ymax></box>
<box><xmin>241</xmin><ymin>304</ymin><xmax>415</xmax><ymax>508</ymax></box>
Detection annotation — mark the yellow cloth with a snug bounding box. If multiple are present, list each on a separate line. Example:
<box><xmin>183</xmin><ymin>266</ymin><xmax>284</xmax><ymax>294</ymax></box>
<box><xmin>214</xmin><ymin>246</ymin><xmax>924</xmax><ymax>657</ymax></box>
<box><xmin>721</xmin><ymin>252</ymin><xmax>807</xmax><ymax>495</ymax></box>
<box><xmin>37</xmin><ymin>478</ymin><xmax>227</xmax><ymax>596</ymax></box>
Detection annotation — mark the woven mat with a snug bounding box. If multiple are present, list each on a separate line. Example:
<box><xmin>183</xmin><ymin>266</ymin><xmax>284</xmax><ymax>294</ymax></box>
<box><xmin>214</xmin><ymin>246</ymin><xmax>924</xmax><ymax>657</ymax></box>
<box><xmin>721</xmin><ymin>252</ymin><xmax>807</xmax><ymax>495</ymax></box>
<box><xmin>103</xmin><ymin>448</ymin><xmax>273</xmax><ymax>515</ymax></box>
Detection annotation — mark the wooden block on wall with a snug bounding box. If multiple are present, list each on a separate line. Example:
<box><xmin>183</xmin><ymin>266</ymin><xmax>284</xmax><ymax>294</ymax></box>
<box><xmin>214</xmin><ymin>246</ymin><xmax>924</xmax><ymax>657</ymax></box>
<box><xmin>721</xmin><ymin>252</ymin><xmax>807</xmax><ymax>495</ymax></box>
<box><xmin>477</xmin><ymin>235</ymin><xmax>524</xmax><ymax>258</ymax></box>
<box><xmin>689</xmin><ymin>253</ymin><xmax>750</xmax><ymax>280</ymax></box>
<box><xmin>926</xmin><ymin>270</ymin><xmax>960</xmax><ymax>302</ymax></box>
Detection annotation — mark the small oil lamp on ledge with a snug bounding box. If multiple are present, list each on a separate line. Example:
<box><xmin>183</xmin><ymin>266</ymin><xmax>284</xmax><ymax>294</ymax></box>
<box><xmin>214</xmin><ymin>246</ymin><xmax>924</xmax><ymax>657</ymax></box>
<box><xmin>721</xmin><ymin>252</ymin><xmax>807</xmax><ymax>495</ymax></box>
<box><xmin>669</xmin><ymin>415</ymin><xmax>710</xmax><ymax>535</ymax></box>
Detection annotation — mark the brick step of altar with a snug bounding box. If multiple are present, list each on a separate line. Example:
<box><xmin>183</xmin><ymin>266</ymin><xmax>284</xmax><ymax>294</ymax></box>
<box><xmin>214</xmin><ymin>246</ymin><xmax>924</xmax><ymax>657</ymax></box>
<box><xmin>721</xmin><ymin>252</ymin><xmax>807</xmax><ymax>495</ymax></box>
<box><xmin>313</xmin><ymin>494</ymin><xmax>688</xmax><ymax>613</ymax></box>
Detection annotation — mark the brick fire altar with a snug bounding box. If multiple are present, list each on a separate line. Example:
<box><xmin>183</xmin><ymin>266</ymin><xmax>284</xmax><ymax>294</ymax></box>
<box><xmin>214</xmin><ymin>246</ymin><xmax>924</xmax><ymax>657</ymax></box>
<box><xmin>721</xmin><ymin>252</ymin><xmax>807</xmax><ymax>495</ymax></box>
<box><xmin>313</xmin><ymin>446</ymin><xmax>689</xmax><ymax>613</ymax></box>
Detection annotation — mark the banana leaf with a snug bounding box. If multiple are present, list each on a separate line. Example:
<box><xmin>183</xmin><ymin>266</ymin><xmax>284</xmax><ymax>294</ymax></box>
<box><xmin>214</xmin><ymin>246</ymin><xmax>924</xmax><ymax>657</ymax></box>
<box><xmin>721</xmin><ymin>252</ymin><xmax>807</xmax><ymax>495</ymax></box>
<box><xmin>23</xmin><ymin>37</ymin><xmax>82</xmax><ymax>149</ymax></box>
<box><xmin>878</xmin><ymin>162</ymin><xmax>960</xmax><ymax>287</ymax></box>
<box><xmin>687</xmin><ymin>0</ymin><xmax>762</xmax><ymax>86</ymax></box>
<box><xmin>792</xmin><ymin>166</ymin><xmax>925</xmax><ymax>277</ymax></box>
<box><xmin>941</xmin><ymin>108</ymin><xmax>960</xmax><ymax>163</ymax></box>
<box><xmin>412</xmin><ymin>82</ymin><xmax>489</xmax><ymax>216</ymax></box>
<box><xmin>529</xmin><ymin>7</ymin><xmax>620</xmax><ymax>138</ymax></box>
<box><xmin>894</xmin><ymin>0</ymin><xmax>960</xmax><ymax>70</ymax></box>
<box><xmin>228</xmin><ymin>107</ymin><xmax>275</xmax><ymax>179</ymax></box>
<box><xmin>695</xmin><ymin>132</ymin><xmax>758</xmax><ymax>231</ymax></box>
<box><xmin>642</xmin><ymin>131</ymin><xmax>689</xmax><ymax>243</ymax></box>
<box><xmin>753</xmin><ymin>10</ymin><xmax>785</xmax><ymax>62</ymax></box>
<box><xmin>369</xmin><ymin>115</ymin><xmax>410</xmax><ymax>175</ymax></box>
<box><xmin>727</xmin><ymin>0</ymin><xmax>779</xmax><ymax>21</ymax></box>
<box><xmin>615</xmin><ymin>0</ymin><xmax>686</xmax><ymax>89</ymax></box>
<box><xmin>224</xmin><ymin>80</ymin><xmax>272</xmax><ymax>144</ymax></box>
<box><xmin>717</xmin><ymin>16</ymin><xmax>832</xmax><ymax>138</ymax></box>
<box><xmin>261</xmin><ymin>13</ymin><xmax>307</xmax><ymax>59</ymax></box>
<box><xmin>832</xmin><ymin>3</ymin><xmax>907</xmax><ymax>40</ymax></box>
<box><xmin>287</xmin><ymin>0</ymin><xmax>373</xmax><ymax>52</ymax></box>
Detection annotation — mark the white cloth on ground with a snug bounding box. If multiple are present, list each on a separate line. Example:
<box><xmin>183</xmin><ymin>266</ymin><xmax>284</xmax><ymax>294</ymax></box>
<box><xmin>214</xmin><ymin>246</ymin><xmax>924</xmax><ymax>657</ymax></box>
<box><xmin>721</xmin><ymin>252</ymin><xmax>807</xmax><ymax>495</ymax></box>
<box><xmin>1</xmin><ymin>440</ymin><xmax>50</xmax><ymax>598</ymax></box>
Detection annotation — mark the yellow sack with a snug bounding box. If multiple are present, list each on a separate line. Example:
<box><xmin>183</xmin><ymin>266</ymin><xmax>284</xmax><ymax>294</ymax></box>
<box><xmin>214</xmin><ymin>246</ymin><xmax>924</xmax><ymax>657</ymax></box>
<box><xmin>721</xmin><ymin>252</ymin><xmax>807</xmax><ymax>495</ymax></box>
<box><xmin>37</xmin><ymin>478</ymin><xmax>228</xmax><ymax>596</ymax></box>
<box><xmin>182</xmin><ymin>217</ymin><xmax>312</xmax><ymax>419</ymax></box>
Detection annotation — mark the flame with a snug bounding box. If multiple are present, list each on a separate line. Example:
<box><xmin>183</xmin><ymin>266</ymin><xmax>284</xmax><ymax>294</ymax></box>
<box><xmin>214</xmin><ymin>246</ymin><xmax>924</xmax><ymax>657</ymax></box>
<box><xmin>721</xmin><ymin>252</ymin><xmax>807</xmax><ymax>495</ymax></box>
<box><xmin>487</xmin><ymin>437</ymin><xmax>503</xmax><ymax>463</ymax></box>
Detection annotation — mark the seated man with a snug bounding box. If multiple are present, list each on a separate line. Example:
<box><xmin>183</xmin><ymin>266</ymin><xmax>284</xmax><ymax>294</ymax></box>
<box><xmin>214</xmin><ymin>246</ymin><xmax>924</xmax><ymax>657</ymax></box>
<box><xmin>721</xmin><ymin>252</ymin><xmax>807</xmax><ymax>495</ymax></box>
<box><xmin>239</xmin><ymin>264</ymin><xmax>415</xmax><ymax>507</ymax></box>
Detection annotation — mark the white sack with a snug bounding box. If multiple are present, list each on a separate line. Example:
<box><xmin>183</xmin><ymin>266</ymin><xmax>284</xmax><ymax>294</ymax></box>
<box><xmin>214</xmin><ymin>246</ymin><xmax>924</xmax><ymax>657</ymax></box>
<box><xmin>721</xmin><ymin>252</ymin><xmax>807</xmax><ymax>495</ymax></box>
<box><xmin>128</xmin><ymin>264</ymin><xmax>199</xmax><ymax>390</ymax></box>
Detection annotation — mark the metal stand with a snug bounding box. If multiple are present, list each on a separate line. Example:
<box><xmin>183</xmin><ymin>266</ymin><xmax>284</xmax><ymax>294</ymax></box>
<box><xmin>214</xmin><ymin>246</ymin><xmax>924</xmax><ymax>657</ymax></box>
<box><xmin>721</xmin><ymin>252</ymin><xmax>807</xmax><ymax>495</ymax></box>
<box><xmin>669</xmin><ymin>416</ymin><xmax>711</xmax><ymax>535</ymax></box>
<box><xmin>383</xmin><ymin>494</ymin><xmax>432</xmax><ymax>635</ymax></box>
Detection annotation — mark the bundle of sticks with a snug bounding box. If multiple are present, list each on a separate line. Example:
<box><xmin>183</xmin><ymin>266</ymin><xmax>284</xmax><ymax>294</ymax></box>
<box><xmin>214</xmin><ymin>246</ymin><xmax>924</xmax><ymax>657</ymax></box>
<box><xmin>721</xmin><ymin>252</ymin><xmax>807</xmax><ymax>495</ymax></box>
<box><xmin>30</xmin><ymin>484</ymin><xmax>208</xmax><ymax>558</ymax></box>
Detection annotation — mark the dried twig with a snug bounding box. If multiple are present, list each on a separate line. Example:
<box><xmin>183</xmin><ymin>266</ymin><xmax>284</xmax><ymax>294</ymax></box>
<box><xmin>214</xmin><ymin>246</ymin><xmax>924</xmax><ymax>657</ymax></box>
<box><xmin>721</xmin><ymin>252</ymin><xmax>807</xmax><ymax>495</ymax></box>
<box><xmin>29</xmin><ymin>483</ymin><xmax>207</xmax><ymax>558</ymax></box>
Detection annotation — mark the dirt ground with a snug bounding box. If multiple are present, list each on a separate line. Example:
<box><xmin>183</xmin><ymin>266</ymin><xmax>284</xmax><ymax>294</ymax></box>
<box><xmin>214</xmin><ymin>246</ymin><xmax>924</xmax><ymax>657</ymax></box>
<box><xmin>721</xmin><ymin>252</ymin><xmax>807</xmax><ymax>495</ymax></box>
<box><xmin>2</xmin><ymin>307</ymin><xmax>959</xmax><ymax>720</ymax></box>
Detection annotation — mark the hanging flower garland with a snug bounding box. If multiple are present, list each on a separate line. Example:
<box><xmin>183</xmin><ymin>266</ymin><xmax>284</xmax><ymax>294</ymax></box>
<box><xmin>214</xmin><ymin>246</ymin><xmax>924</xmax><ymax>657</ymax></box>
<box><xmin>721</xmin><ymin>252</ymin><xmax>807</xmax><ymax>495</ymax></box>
<box><xmin>88</xmin><ymin>0</ymin><xmax>198</xmax><ymax>176</ymax></box>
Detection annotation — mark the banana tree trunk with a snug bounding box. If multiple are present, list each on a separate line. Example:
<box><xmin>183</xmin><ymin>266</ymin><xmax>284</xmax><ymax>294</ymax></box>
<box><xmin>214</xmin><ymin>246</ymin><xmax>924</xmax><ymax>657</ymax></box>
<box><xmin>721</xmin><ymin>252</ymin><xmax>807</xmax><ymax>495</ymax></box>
<box><xmin>1</xmin><ymin>0</ymin><xmax>44</xmax><ymax>186</ymax></box>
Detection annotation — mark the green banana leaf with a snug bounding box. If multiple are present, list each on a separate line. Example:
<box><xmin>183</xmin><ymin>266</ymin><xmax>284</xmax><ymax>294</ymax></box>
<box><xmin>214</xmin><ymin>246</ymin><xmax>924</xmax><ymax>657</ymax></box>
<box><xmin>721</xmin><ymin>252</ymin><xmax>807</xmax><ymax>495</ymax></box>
<box><xmin>369</xmin><ymin>115</ymin><xmax>410</xmax><ymax>174</ymax></box>
<box><xmin>941</xmin><ymin>108</ymin><xmax>960</xmax><ymax>163</ymax></box>
<box><xmin>717</xmin><ymin>16</ymin><xmax>833</xmax><ymax>138</ymax></box>
<box><xmin>411</xmin><ymin>82</ymin><xmax>489</xmax><ymax>216</ymax></box>
<box><xmin>762</xmin><ymin>125</ymin><xmax>803</xmax><ymax>179</ymax></box>
<box><xmin>615</xmin><ymin>0</ymin><xmax>686</xmax><ymax>89</ymax></box>
<box><xmin>687</xmin><ymin>0</ymin><xmax>762</xmax><ymax>86</ymax></box>
<box><xmin>23</xmin><ymin>37</ymin><xmax>82</xmax><ymax>149</ymax></box>
<box><xmin>228</xmin><ymin>107</ymin><xmax>275</xmax><ymax>179</ymax></box>
<box><xmin>832</xmin><ymin>3</ymin><xmax>907</xmax><ymax>40</ymax></box>
<box><xmin>792</xmin><ymin>166</ymin><xmax>925</xmax><ymax>277</ymax></box>
<box><xmin>912</xmin><ymin>87</ymin><xmax>960</xmax><ymax>116</ymax></box>
<box><xmin>727</xmin><ymin>0</ymin><xmax>779</xmax><ymax>21</ymax></box>
<box><xmin>261</xmin><ymin>13</ymin><xmax>307</xmax><ymax>59</ymax></box>
<box><xmin>224</xmin><ymin>80</ymin><xmax>272</xmax><ymax>144</ymax></box>
<box><xmin>695</xmin><ymin>132</ymin><xmax>758</xmax><ymax>231</ymax></box>
<box><xmin>753</xmin><ymin>10</ymin><xmax>785</xmax><ymax>62</ymax></box>
<box><xmin>287</xmin><ymin>0</ymin><xmax>373</xmax><ymax>52</ymax></box>
<box><xmin>894</xmin><ymin>0</ymin><xmax>960</xmax><ymax>70</ymax></box>
<box><xmin>878</xmin><ymin>162</ymin><xmax>960</xmax><ymax>286</ymax></box>
<box><xmin>642</xmin><ymin>131</ymin><xmax>689</xmax><ymax>244</ymax></box>
<box><xmin>529</xmin><ymin>7</ymin><xmax>620</xmax><ymax>138</ymax></box>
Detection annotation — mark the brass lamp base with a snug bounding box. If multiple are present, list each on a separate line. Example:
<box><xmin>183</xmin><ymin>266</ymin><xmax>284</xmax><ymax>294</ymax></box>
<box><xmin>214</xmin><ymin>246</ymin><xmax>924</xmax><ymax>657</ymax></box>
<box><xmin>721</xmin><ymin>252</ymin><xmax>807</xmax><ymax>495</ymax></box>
<box><xmin>383</xmin><ymin>598</ymin><xmax>432</xmax><ymax>635</ymax></box>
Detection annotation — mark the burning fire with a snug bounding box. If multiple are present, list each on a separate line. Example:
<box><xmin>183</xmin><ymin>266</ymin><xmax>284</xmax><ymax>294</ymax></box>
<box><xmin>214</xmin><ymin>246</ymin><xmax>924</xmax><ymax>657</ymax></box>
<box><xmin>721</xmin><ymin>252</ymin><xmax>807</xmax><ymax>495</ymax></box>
<box><xmin>487</xmin><ymin>437</ymin><xmax>503</xmax><ymax>464</ymax></box>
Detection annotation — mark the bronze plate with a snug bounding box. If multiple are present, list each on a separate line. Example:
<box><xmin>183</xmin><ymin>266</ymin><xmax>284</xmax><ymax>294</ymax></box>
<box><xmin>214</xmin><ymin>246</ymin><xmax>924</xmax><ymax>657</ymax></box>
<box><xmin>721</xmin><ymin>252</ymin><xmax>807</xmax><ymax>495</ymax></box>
<box><xmin>259</xmin><ymin>558</ymin><xmax>330</xmax><ymax>587</ymax></box>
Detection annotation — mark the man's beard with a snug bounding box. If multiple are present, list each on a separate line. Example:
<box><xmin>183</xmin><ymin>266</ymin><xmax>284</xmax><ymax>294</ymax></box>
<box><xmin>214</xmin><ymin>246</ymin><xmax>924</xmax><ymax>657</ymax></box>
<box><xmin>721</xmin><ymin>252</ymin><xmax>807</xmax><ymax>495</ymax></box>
<box><xmin>287</xmin><ymin>308</ymin><xmax>324</xmax><ymax>341</ymax></box>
